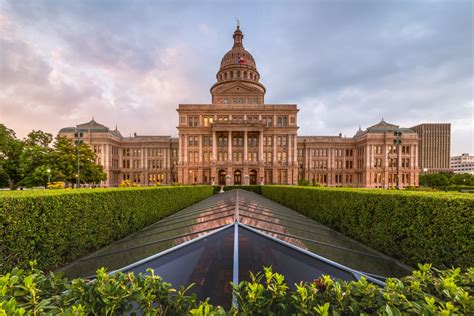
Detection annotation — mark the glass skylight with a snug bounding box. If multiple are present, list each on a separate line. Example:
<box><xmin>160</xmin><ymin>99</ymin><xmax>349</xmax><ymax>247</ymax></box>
<box><xmin>58</xmin><ymin>189</ymin><xmax>412</xmax><ymax>307</ymax></box>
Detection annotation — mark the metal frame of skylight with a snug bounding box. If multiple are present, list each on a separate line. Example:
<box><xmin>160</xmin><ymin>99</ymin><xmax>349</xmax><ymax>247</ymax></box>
<box><xmin>241</xmin><ymin>222</ymin><xmax>400</xmax><ymax>263</ymax></box>
<box><xmin>110</xmin><ymin>223</ymin><xmax>235</xmax><ymax>275</ymax></box>
<box><xmin>136</xmin><ymin>207</ymin><xmax>235</xmax><ymax>234</ymax></box>
<box><xmin>238</xmin><ymin>202</ymin><xmax>328</xmax><ymax>223</ymax></box>
<box><xmin>237</xmin><ymin>206</ymin><xmax>332</xmax><ymax>231</ymax></box>
<box><xmin>238</xmin><ymin>206</ymin><xmax>339</xmax><ymax>232</ymax></box>
<box><xmin>107</xmin><ymin>219</ymin><xmax>385</xmax><ymax>297</ymax></box>
<box><xmin>76</xmin><ymin>224</ymin><xmax>232</xmax><ymax>262</ymax></box>
<box><xmin>73</xmin><ymin>188</ymin><xmax>416</xmax><ymax>298</ymax></box>
<box><xmin>238</xmin><ymin>212</ymin><xmax>362</xmax><ymax>243</ymax></box>
<box><xmin>112</xmin><ymin>213</ymin><xmax>235</xmax><ymax>245</ymax></box>
<box><xmin>143</xmin><ymin>203</ymin><xmax>234</xmax><ymax>227</ymax></box>
<box><xmin>237</xmin><ymin>222</ymin><xmax>386</xmax><ymax>286</ymax></box>
<box><xmin>238</xmin><ymin>200</ymin><xmax>312</xmax><ymax>219</ymax></box>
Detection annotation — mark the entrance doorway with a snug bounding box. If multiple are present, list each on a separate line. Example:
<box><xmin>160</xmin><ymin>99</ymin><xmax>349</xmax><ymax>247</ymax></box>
<box><xmin>218</xmin><ymin>169</ymin><xmax>227</xmax><ymax>185</ymax></box>
<box><xmin>249</xmin><ymin>169</ymin><xmax>257</xmax><ymax>185</ymax></box>
<box><xmin>234</xmin><ymin>170</ymin><xmax>242</xmax><ymax>185</ymax></box>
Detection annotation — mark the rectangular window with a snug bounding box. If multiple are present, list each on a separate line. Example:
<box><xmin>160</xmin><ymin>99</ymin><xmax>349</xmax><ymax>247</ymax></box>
<box><xmin>122</xmin><ymin>160</ymin><xmax>130</xmax><ymax>168</ymax></box>
<box><xmin>232</xmin><ymin>152</ymin><xmax>243</xmax><ymax>162</ymax></box>
<box><xmin>345</xmin><ymin>160</ymin><xmax>353</xmax><ymax>169</ymax></box>
<box><xmin>263</xmin><ymin>116</ymin><xmax>273</xmax><ymax>127</ymax></box>
<box><xmin>188</xmin><ymin>116</ymin><xmax>199</xmax><ymax>127</ymax></box>
<box><xmin>277</xmin><ymin>116</ymin><xmax>288</xmax><ymax>127</ymax></box>
<box><xmin>203</xmin><ymin>116</ymin><xmax>214</xmax><ymax>127</ymax></box>
<box><xmin>247</xmin><ymin>115</ymin><xmax>259</xmax><ymax>122</ymax></box>
<box><xmin>203</xmin><ymin>136</ymin><xmax>212</xmax><ymax>147</ymax></box>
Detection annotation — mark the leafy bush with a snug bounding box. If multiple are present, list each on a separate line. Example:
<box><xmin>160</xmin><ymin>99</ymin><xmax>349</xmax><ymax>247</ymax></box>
<box><xmin>446</xmin><ymin>185</ymin><xmax>474</xmax><ymax>192</ymax></box>
<box><xmin>0</xmin><ymin>186</ymin><xmax>213</xmax><ymax>273</ymax></box>
<box><xmin>1</xmin><ymin>263</ymin><xmax>472</xmax><ymax>315</ymax></box>
<box><xmin>47</xmin><ymin>181</ymin><xmax>65</xmax><ymax>189</ymax></box>
<box><xmin>298</xmin><ymin>178</ymin><xmax>310</xmax><ymax>186</ymax></box>
<box><xmin>261</xmin><ymin>186</ymin><xmax>474</xmax><ymax>269</ymax></box>
<box><xmin>118</xmin><ymin>179</ymin><xmax>140</xmax><ymax>187</ymax></box>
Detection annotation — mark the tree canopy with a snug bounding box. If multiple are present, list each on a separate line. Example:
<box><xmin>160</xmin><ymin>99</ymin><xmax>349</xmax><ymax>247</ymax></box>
<box><xmin>0</xmin><ymin>124</ymin><xmax>106</xmax><ymax>189</ymax></box>
<box><xmin>419</xmin><ymin>172</ymin><xmax>474</xmax><ymax>188</ymax></box>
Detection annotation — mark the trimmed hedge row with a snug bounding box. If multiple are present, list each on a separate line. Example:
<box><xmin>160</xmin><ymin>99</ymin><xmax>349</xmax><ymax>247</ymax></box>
<box><xmin>261</xmin><ymin>186</ymin><xmax>474</xmax><ymax>269</ymax></box>
<box><xmin>0</xmin><ymin>186</ymin><xmax>213</xmax><ymax>273</ymax></box>
<box><xmin>1</xmin><ymin>264</ymin><xmax>472</xmax><ymax>315</ymax></box>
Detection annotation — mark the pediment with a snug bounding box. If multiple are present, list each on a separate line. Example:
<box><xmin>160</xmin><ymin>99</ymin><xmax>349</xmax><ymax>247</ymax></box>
<box><xmin>213</xmin><ymin>82</ymin><xmax>263</xmax><ymax>95</ymax></box>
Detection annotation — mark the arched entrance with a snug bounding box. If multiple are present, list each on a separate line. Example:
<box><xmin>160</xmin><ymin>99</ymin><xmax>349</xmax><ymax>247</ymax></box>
<box><xmin>234</xmin><ymin>170</ymin><xmax>242</xmax><ymax>185</ymax></box>
<box><xmin>218</xmin><ymin>169</ymin><xmax>227</xmax><ymax>185</ymax></box>
<box><xmin>249</xmin><ymin>169</ymin><xmax>257</xmax><ymax>185</ymax></box>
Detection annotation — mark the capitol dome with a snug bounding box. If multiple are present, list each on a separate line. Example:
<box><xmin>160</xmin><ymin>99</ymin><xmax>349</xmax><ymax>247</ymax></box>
<box><xmin>219</xmin><ymin>26</ymin><xmax>257</xmax><ymax>70</ymax></box>
<box><xmin>214</xmin><ymin>25</ymin><xmax>262</xmax><ymax>83</ymax></box>
<box><xmin>210</xmin><ymin>25</ymin><xmax>266</xmax><ymax>104</ymax></box>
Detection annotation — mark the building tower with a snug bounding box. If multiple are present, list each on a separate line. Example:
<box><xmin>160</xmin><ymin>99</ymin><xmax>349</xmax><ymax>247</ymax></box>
<box><xmin>177</xmin><ymin>25</ymin><xmax>299</xmax><ymax>185</ymax></box>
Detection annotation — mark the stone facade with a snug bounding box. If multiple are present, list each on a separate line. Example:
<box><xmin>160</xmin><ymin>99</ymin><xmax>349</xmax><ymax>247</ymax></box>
<box><xmin>59</xmin><ymin>26</ymin><xmax>426</xmax><ymax>188</ymax></box>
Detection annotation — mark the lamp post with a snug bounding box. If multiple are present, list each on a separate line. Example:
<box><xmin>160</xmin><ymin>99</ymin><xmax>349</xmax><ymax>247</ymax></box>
<box><xmin>47</xmin><ymin>168</ymin><xmax>51</xmax><ymax>187</ymax></box>
<box><xmin>393</xmin><ymin>130</ymin><xmax>402</xmax><ymax>189</ymax></box>
<box><xmin>423</xmin><ymin>167</ymin><xmax>428</xmax><ymax>187</ymax></box>
<box><xmin>74</xmin><ymin>128</ymin><xmax>82</xmax><ymax>189</ymax></box>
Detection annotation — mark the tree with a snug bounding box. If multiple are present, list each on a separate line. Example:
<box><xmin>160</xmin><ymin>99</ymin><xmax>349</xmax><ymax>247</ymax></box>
<box><xmin>450</xmin><ymin>173</ymin><xmax>474</xmax><ymax>186</ymax></box>
<box><xmin>420</xmin><ymin>173</ymin><xmax>450</xmax><ymax>189</ymax></box>
<box><xmin>0</xmin><ymin>124</ymin><xmax>24</xmax><ymax>189</ymax></box>
<box><xmin>19</xmin><ymin>130</ymin><xmax>54</xmax><ymax>188</ymax></box>
<box><xmin>52</xmin><ymin>136</ymin><xmax>106</xmax><ymax>187</ymax></box>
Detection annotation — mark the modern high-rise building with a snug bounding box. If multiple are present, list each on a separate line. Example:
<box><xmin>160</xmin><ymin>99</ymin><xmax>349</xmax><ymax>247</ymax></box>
<box><xmin>59</xmin><ymin>25</ymin><xmax>424</xmax><ymax>188</ymax></box>
<box><xmin>411</xmin><ymin>123</ymin><xmax>451</xmax><ymax>173</ymax></box>
<box><xmin>451</xmin><ymin>153</ymin><xmax>474</xmax><ymax>174</ymax></box>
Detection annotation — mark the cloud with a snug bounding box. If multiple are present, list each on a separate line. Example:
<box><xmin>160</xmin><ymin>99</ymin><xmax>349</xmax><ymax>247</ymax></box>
<box><xmin>0</xmin><ymin>0</ymin><xmax>472</xmax><ymax>155</ymax></box>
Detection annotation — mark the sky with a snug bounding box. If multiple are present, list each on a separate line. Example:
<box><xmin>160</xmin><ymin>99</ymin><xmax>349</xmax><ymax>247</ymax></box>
<box><xmin>0</xmin><ymin>0</ymin><xmax>472</xmax><ymax>155</ymax></box>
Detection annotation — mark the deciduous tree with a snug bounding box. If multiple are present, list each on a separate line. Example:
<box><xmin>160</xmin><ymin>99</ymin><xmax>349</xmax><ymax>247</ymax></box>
<box><xmin>0</xmin><ymin>124</ymin><xmax>24</xmax><ymax>189</ymax></box>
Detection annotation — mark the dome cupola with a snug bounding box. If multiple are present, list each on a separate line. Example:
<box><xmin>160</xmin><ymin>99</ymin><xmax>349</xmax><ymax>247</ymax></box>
<box><xmin>210</xmin><ymin>24</ymin><xmax>266</xmax><ymax>105</ymax></box>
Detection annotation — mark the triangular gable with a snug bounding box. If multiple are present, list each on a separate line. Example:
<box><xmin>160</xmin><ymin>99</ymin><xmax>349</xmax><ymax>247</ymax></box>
<box><xmin>214</xmin><ymin>82</ymin><xmax>262</xmax><ymax>95</ymax></box>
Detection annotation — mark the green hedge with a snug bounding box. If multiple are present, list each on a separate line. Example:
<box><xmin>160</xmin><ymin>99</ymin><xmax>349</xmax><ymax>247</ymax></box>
<box><xmin>261</xmin><ymin>186</ymin><xmax>474</xmax><ymax>269</ymax></box>
<box><xmin>1</xmin><ymin>264</ymin><xmax>472</xmax><ymax>315</ymax></box>
<box><xmin>213</xmin><ymin>185</ymin><xmax>262</xmax><ymax>194</ymax></box>
<box><xmin>0</xmin><ymin>186</ymin><xmax>213</xmax><ymax>273</ymax></box>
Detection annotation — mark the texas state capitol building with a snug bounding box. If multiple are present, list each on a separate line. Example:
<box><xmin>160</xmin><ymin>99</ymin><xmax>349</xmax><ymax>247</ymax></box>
<box><xmin>59</xmin><ymin>26</ymin><xmax>420</xmax><ymax>188</ymax></box>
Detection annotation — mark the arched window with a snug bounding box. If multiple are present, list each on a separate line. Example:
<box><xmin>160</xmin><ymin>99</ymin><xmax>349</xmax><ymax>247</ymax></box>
<box><xmin>244</xmin><ymin>71</ymin><xmax>247</xmax><ymax>79</ymax></box>
<box><xmin>224</xmin><ymin>73</ymin><xmax>227</xmax><ymax>80</ymax></box>
<box><xmin>237</xmin><ymin>71</ymin><xmax>241</xmax><ymax>78</ymax></box>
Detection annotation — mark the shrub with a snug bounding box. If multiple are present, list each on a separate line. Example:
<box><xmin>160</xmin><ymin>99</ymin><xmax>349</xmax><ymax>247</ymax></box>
<box><xmin>0</xmin><ymin>186</ymin><xmax>213</xmax><ymax>273</ymax></box>
<box><xmin>118</xmin><ymin>179</ymin><xmax>140</xmax><ymax>187</ymax></box>
<box><xmin>298</xmin><ymin>178</ymin><xmax>310</xmax><ymax>186</ymax></box>
<box><xmin>47</xmin><ymin>181</ymin><xmax>65</xmax><ymax>189</ymax></box>
<box><xmin>261</xmin><ymin>186</ymin><xmax>474</xmax><ymax>269</ymax></box>
<box><xmin>0</xmin><ymin>263</ymin><xmax>472</xmax><ymax>315</ymax></box>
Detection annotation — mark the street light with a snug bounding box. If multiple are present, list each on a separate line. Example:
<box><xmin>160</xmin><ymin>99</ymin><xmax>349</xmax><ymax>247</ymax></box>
<box><xmin>74</xmin><ymin>129</ymin><xmax>83</xmax><ymax>189</ymax></box>
<box><xmin>47</xmin><ymin>168</ymin><xmax>51</xmax><ymax>187</ymax></box>
<box><xmin>423</xmin><ymin>167</ymin><xmax>428</xmax><ymax>187</ymax></box>
<box><xmin>393</xmin><ymin>130</ymin><xmax>402</xmax><ymax>190</ymax></box>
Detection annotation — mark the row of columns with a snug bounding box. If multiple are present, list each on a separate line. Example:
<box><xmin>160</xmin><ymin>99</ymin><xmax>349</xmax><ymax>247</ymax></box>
<box><xmin>180</xmin><ymin>131</ymin><xmax>298</xmax><ymax>165</ymax></box>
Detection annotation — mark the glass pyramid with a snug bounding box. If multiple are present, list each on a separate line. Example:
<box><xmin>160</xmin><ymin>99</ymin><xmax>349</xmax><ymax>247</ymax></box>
<box><xmin>58</xmin><ymin>189</ymin><xmax>412</xmax><ymax>307</ymax></box>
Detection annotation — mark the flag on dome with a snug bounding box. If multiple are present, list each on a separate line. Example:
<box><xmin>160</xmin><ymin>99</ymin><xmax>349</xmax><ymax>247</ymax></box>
<box><xmin>238</xmin><ymin>56</ymin><xmax>247</xmax><ymax>64</ymax></box>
